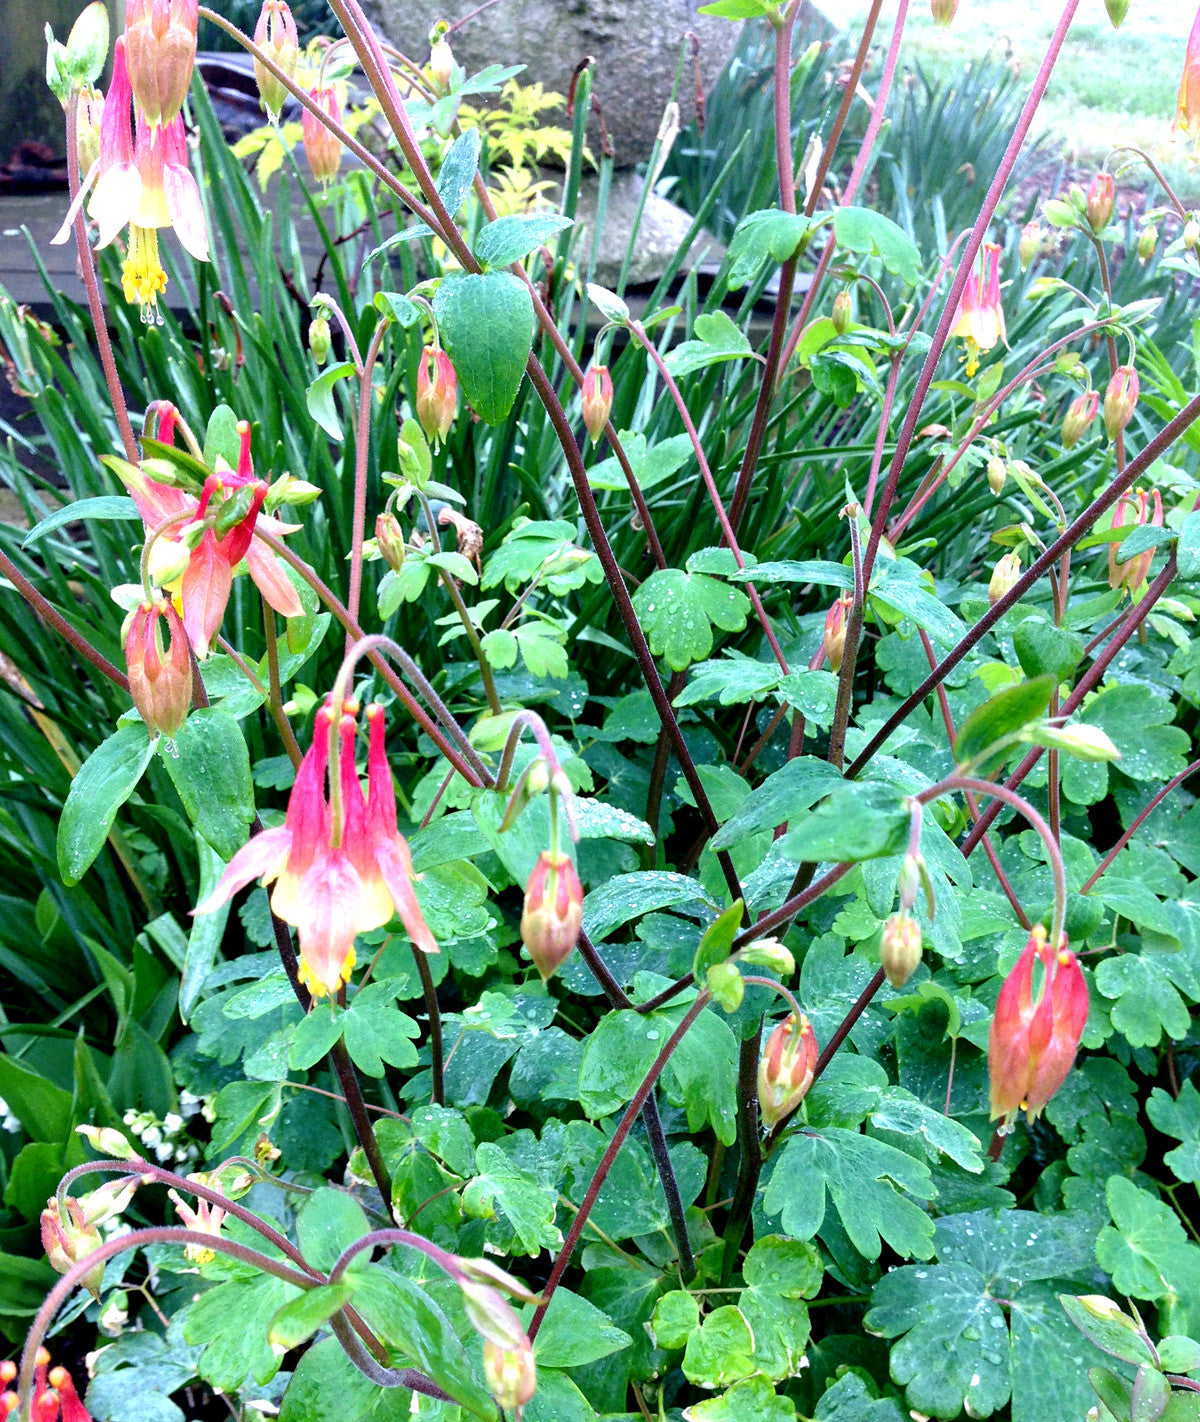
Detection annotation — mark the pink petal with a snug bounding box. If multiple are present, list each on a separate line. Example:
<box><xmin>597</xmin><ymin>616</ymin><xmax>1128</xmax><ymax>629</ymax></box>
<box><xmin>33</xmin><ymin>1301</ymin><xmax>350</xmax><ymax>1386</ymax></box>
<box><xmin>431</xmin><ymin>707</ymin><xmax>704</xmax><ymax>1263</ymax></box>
<box><xmin>87</xmin><ymin>163</ymin><xmax>142</xmax><ymax>249</ymax></box>
<box><xmin>181</xmin><ymin>534</ymin><xmax>232</xmax><ymax>658</ymax></box>
<box><xmin>376</xmin><ymin>838</ymin><xmax>439</xmax><ymax>954</ymax></box>
<box><xmin>245</xmin><ymin>540</ymin><xmax>303</xmax><ymax>618</ymax></box>
<box><xmin>193</xmin><ymin>826</ymin><xmax>292</xmax><ymax>914</ymax></box>
<box><xmin>163</xmin><ymin>160</ymin><xmax>210</xmax><ymax>262</ymax></box>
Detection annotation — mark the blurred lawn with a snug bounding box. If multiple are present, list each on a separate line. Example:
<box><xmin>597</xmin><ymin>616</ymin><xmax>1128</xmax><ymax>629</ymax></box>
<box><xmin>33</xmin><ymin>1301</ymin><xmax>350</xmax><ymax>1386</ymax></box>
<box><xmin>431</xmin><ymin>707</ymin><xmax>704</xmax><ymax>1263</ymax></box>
<box><xmin>838</xmin><ymin>0</ymin><xmax>1198</xmax><ymax>191</ymax></box>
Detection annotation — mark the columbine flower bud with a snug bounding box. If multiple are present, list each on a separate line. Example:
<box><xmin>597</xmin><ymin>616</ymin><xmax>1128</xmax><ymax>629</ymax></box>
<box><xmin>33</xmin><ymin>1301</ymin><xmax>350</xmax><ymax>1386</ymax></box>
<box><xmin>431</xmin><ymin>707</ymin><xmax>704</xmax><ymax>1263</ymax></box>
<box><xmin>124</xmin><ymin>0</ymin><xmax>199</xmax><ymax>131</ymax></box>
<box><xmin>429</xmin><ymin>32</ymin><xmax>455</xmax><ymax>91</ymax></box>
<box><xmin>737</xmin><ymin>939</ymin><xmax>795</xmax><ymax>977</ymax></box>
<box><xmin>580</xmin><ymin>364</ymin><xmax>613</xmax><ymax>443</ymax></box>
<box><xmin>989</xmin><ymin>926</ymin><xmax>1088</xmax><ymax>1124</ymax></box>
<box><xmin>758</xmin><ymin>1013</ymin><xmax>818</xmax><ymax>1130</ymax></box>
<box><xmin>989</xmin><ymin>551</ymin><xmax>1021</xmax><ymax>607</ymax></box>
<box><xmin>483</xmin><ymin>1338</ymin><xmax>536</xmax><ymax>1417</ymax></box>
<box><xmin>41</xmin><ymin>1198</ymin><xmax>104</xmax><ymax>1299</ymax></box>
<box><xmin>375</xmin><ymin>511</ymin><xmax>406</xmax><ymax>573</ymax></box>
<box><xmin>1187</xmin><ymin>218</ymin><xmax>1200</xmax><ymax>250</ymax></box>
<box><xmin>77</xmin><ymin>85</ymin><xmax>105</xmax><ymax>174</ymax></box>
<box><xmin>416</xmin><ymin>346</ymin><xmax>457</xmax><ymax>446</ymax></box>
<box><xmin>1086</xmin><ymin>172</ymin><xmax>1115</xmax><ymax>232</ymax></box>
<box><xmin>77</xmin><ymin>1124</ymin><xmax>140</xmax><ymax>1160</ymax></box>
<box><xmin>1104</xmin><ymin>0</ymin><xmax>1129</xmax><ymax>25</ymax></box>
<box><xmin>1018</xmin><ymin>221</ymin><xmax>1042</xmax><ymax>270</ymax></box>
<box><xmin>1108</xmin><ymin>487</ymin><xmax>1163</xmax><ymax>592</ymax></box>
<box><xmin>987</xmin><ymin>455</ymin><xmax>1007</xmax><ymax>495</ymax></box>
<box><xmin>302</xmin><ymin>85</ymin><xmax>343</xmax><ymax>186</ymax></box>
<box><xmin>1062</xmin><ymin>390</ymin><xmax>1099</xmax><ymax>449</ymax></box>
<box><xmin>68</xmin><ymin>2</ymin><xmax>110</xmax><ymax>88</ymax></box>
<box><xmin>881</xmin><ymin>913</ymin><xmax>922</xmax><ymax>989</ymax></box>
<box><xmin>823</xmin><ymin>595</ymin><xmax>852</xmax><ymax>672</ymax></box>
<box><xmin>520</xmin><ymin>851</ymin><xmax>583</xmax><ymax>981</ymax></box>
<box><xmin>308</xmin><ymin>313</ymin><xmax>331</xmax><ymax>365</ymax></box>
<box><xmin>1036</xmin><ymin>722</ymin><xmax>1120</xmax><ymax>762</ymax></box>
<box><xmin>1138</xmin><ymin>225</ymin><xmax>1158</xmax><ymax>262</ymax></box>
<box><xmin>253</xmin><ymin>0</ymin><xmax>299</xmax><ymax>121</ymax></box>
<box><xmin>930</xmin><ymin>0</ymin><xmax>958</xmax><ymax>25</ymax></box>
<box><xmin>1104</xmin><ymin>365</ymin><xmax>1139</xmax><ymax>439</ymax></box>
<box><xmin>831</xmin><ymin>291</ymin><xmax>852</xmax><ymax>334</ymax></box>
<box><xmin>125</xmin><ymin>598</ymin><xmax>192</xmax><ymax>738</ymax></box>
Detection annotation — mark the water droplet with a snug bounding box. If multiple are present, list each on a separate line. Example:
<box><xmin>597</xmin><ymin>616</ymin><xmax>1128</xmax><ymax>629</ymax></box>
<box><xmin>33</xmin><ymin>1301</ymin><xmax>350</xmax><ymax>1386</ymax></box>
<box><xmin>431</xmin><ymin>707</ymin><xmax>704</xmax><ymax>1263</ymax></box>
<box><xmin>646</xmin><ymin>1029</ymin><xmax>660</xmax><ymax>1041</ymax></box>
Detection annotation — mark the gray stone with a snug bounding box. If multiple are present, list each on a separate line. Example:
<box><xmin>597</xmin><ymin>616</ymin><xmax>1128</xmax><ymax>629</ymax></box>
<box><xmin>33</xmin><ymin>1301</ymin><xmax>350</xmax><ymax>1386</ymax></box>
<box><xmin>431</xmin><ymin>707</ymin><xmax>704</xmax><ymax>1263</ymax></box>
<box><xmin>574</xmin><ymin>169</ymin><xmax>725</xmax><ymax>288</ymax></box>
<box><xmin>360</xmin><ymin>0</ymin><xmax>741</xmax><ymax>166</ymax></box>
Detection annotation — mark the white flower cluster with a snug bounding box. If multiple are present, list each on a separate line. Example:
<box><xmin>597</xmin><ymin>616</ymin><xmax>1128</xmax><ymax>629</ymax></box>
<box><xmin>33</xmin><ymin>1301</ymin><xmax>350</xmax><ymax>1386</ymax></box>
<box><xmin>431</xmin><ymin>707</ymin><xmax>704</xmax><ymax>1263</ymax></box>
<box><xmin>0</xmin><ymin>1098</ymin><xmax>21</xmax><ymax>1134</ymax></box>
<box><xmin>121</xmin><ymin>1091</ymin><xmax>210</xmax><ymax>1168</ymax></box>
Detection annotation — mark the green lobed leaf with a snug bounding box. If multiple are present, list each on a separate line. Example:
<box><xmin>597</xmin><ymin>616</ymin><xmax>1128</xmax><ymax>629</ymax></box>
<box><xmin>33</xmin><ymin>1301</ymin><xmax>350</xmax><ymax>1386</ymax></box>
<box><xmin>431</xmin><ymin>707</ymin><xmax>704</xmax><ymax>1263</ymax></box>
<box><xmin>834</xmin><ymin>207</ymin><xmax>923</xmax><ymax>285</ymax></box>
<box><xmin>632</xmin><ymin>568</ymin><xmax>752</xmax><ymax>671</ymax></box>
<box><xmin>532</xmin><ymin>1286</ymin><xmax>634</xmax><ymax>1367</ymax></box>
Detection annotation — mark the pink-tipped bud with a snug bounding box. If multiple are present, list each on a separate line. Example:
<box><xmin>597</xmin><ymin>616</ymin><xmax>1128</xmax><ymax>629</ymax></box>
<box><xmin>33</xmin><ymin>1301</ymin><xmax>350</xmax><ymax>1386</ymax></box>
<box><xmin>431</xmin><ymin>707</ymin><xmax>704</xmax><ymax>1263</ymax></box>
<box><xmin>881</xmin><ymin>913</ymin><xmax>922</xmax><ymax>989</ymax></box>
<box><xmin>1018</xmin><ymin>221</ymin><xmax>1042</xmax><ymax>270</ymax></box>
<box><xmin>520</xmin><ymin>851</ymin><xmax>583</xmax><ymax>981</ymax></box>
<box><xmin>41</xmin><ymin>1198</ymin><xmax>104</xmax><ymax>1300</ymax></box>
<box><xmin>375</xmin><ymin>511</ymin><xmax>406</xmax><ymax>573</ymax></box>
<box><xmin>580</xmin><ymin>364</ymin><xmax>613</xmax><ymax>443</ymax></box>
<box><xmin>483</xmin><ymin>1337</ymin><xmax>536</xmax><ymax>1415</ymax></box>
<box><xmin>1104</xmin><ymin>365</ymin><xmax>1139</xmax><ymax>439</ymax></box>
<box><xmin>1108</xmin><ymin>486</ymin><xmax>1163</xmax><ymax>592</ymax></box>
<box><xmin>988</xmin><ymin>551</ymin><xmax>1021</xmax><ymax>607</ymax></box>
<box><xmin>930</xmin><ymin>0</ymin><xmax>959</xmax><ymax>24</ymax></box>
<box><xmin>1086</xmin><ymin>172</ymin><xmax>1115</xmax><ymax>232</ymax></box>
<box><xmin>987</xmin><ymin>455</ymin><xmax>1007</xmax><ymax>495</ymax></box>
<box><xmin>302</xmin><ymin>85</ymin><xmax>343</xmax><ymax>186</ymax></box>
<box><xmin>831</xmin><ymin>291</ymin><xmax>852</xmax><ymax>334</ymax></box>
<box><xmin>1062</xmin><ymin>390</ymin><xmax>1099</xmax><ymax>449</ymax></box>
<box><xmin>253</xmin><ymin>0</ymin><xmax>299</xmax><ymax>121</ymax></box>
<box><xmin>123</xmin><ymin>0</ymin><xmax>198</xmax><ymax>130</ymax></box>
<box><xmin>1138</xmin><ymin>225</ymin><xmax>1158</xmax><ymax>263</ymax></box>
<box><xmin>989</xmin><ymin>926</ymin><xmax>1088</xmax><ymax>1124</ymax></box>
<box><xmin>822</xmin><ymin>595</ymin><xmax>852</xmax><ymax>672</ymax></box>
<box><xmin>416</xmin><ymin>346</ymin><xmax>458</xmax><ymax>445</ymax></box>
<box><xmin>758</xmin><ymin>1013</ymin><xmax>818</xmax><ymax>1130</ymax></box>
<box><xmin>125</xmin><ymin>598</ymin><xmax>192</xmax><ymax>738</ymax></box>
<box><xmin>429</xmin><ymin>33</ymin><xmax>455</xmax><ymax>92</ymax></box>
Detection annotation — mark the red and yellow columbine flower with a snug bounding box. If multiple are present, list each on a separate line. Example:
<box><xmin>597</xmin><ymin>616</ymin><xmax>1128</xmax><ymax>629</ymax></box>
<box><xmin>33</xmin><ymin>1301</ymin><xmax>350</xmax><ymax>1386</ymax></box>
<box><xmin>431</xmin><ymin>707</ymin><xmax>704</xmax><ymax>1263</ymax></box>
<box><xmin>124</xmin><ymin>596</ymin><xmax>192</xmax><ymax>736</ymax></box>
<box><xmin>168</xmin><ymin>1174</ymin><xmax>226</xmax><ymax>1266</ymax></box>
<box><xmin>416</xmin><ymin>346</ymin><xmax>458</xmax><ymax>446</ymax></box>
<box><xmin>758</xmin><ymin>1012</ymin><xmax>818</xmax><ymax>1130</ymax></box>
<box><xmin>195</xmin><ymin>699</ymin><xmax>437</xmax><ymax>997</ymax></box>
<box><xmin>1</xmin><ymin>1351</ymin><xmax>93</xmax><ymax>1422</ymax></box>
<box><xmin>124</xmin><ymin>0</ymin><xmax>198</xmax><ymax>130</ymax></box>
<box><xmin>951</xmin><ymin>240</ymin><xmax>1006</xmax><ymax>377</ymax></box>
<box><xmin>60</xmin><ymin>37</ymin><xmax>209</xmax><ymax>322</ymax></box>
<box><xmin>520</xmin><ymin>850</ymin><xmax>583</xmax><ymax>980</ymax></box>
<box><xmin>988</xmin><ymin>926</ymin><xmax>1088</xmax><ymax>1125</ymax></box>
<box><xmin>302</xmin><ymin>85</ymin><xmax>344</xmax><ymax>185</ymax></box>
<box><xmin>1177</xmin><ymin>3</ymin><xmax>1200</xmax><ymax>151</ymax></box>
<box><xmin>113</xmin><ymin>416</ymin><xmax>302</xmax><ymax>656</ymax></box>
<box><xmin>1108</xmin><ymin>486</ymin><xmax>1163</xmax><ymax>593</ymax></box>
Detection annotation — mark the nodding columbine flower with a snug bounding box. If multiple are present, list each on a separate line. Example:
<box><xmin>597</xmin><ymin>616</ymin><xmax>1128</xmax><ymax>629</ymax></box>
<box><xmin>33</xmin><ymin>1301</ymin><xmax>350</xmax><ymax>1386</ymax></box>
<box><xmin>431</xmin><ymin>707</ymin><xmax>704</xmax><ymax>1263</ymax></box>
<box><xmin>416</xmin><ymin>346</ymin><xmax>458</xmax><ymax>446</ymax></box>
<box><xmin>1062</xmin><ymin>391</ymin><xmax>1099</xmax><ymax>449</ymax></box>
<box><xmin>1108</xmin><ymin>487</ymin><xmax>1163</xmax><ymax>593</ymax></box>
<box><xmin>520</xmin><ymin>850</ymin><xmax>583</xmax><ymax>981</ymax></box>
<box><xmin>82</xmin><ymin>36</ymin><xmax>139</xmax><ymax>248</ymax></box>
<box><xmin>124</xmin><ymin>0</ymin><xmax>198</xmax><ymax>130</ymax></box>
<box><xmin>1086</xmin><ymin>172</ymin><xmax>1115</xmax><ymax>232</ymax></box>
<box><xmin>988</xmin><ymin>925</ymin><xmax>1088</xmax><ymax>1125</ymax></box>
<box><xmin>1</xmin><ymin>1351</ymin><xmax>93</xmax><ymax>1422</ymax></box>
<box><xmin>195</xmin><ymin>700</ymin><xmax>436</xmax><ymax>998</ymax></box>
<box><xmin>822</xmin><ymin>594</ymin><xmax>852</xmax><ymax>672</ymax></box>
<box><xmin>1177</xmin><ymin>3</ymin><xmax>1200</xmax><ymax>152</ymax></box>
<box><xmin>988</xmin><ymin>551</ymin><xmax>1022</xmax><ymax>606</ymax></box>
<box><xmin>1104</xmin><ymin>365</ymin><xmax>1140</xmax><ymax>440</ymax></box>
<box><xmin>483</xmin><ymin>1337</ymin><xmax>536</xmax><ymax>1418</ymax></box>
<box><xmin>580</xmin><ymin>364</ymin><xmax>613</xmax><ymax>443</ymax></box>
<box><xmin>302</xmin><ymin>85</ymin><xmax>343</xmax><ymax>185</ymax></box>
<box><xmin>41</xmin><ymin>1178</ymin><xmax>137</xmax><ymax>1302</ymax></box>
<box><xmin>124</xmin><ymin>596</ymin><xmax>192</xmax><ymax>737</ymax></box>
<box><xmin>112</xmin><ymin>416</ymin><xmax>302</xmax><ymax>656</ymax></box>
<box><xmin>950</xmin><ymin>240</ymin><xmax>1006</xmax><ymax>378</ymax></box>
<box><xmin>168</xmin><ymin>1174</ymin><xmax>226</xmax><ymax>1266</ymax></box>
<box><xmin>253</xmin><ymin>0</ymin><xmax>299</xmax><ymax>121</ymax></box>
<box><xmin>758</xmin><ymin>1012</ymin><xmax>818</xmax><ymax>1130</ymax></box>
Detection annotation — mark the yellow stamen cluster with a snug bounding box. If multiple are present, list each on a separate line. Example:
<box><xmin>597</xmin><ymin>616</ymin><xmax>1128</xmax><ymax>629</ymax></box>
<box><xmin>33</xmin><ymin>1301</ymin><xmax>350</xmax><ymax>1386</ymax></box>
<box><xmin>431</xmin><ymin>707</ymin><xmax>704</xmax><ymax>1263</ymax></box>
<box><xmin>121</xmin><ymin>225</ymin><xmax>168</xmax><ymax>323</ymax></box>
